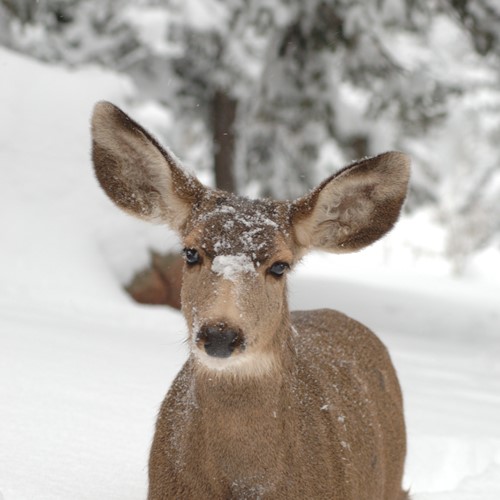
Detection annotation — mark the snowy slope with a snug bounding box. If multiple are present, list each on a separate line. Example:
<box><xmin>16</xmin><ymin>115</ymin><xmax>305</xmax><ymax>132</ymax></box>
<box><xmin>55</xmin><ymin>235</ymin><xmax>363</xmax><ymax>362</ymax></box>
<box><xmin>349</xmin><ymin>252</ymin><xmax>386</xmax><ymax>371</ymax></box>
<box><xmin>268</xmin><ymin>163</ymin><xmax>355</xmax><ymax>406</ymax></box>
<box><xmin>0</xmin><ymin>47</ymin><xmax>185</xmax><ymax>499</ymax></box>
<box><xmin>0</xmin><ymin>47</ymin><xmax>499</xmax><ymax>499</ymax></box>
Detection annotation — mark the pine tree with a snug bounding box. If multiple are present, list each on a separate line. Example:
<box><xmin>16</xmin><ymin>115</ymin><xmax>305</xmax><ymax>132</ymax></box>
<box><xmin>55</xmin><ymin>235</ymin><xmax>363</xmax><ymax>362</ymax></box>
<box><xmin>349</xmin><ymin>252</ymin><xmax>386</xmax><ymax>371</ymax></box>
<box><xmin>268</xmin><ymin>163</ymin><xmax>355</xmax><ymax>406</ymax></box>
<box><xmin>2</xmin><ymin>0</ymin><xmax>499</xmax><ymax>271</ymax></box>
<box><xmin>132</xmin><ymin>0</ymin><xmax>457</xmax><ymax>199</ymax></box>
<box><xmin>0</xmin><ymin>0</ymin><xmax>143</xmax><ymax>67</ymax></box>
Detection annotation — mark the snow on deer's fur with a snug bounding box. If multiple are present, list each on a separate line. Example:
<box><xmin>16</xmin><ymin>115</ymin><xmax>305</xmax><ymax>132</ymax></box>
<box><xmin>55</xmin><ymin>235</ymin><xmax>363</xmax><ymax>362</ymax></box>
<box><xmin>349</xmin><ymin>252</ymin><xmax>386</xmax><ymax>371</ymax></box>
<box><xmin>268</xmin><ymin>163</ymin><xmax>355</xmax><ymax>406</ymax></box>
<box><xmin>91</xmin><ymin>101</ymin><xmax>410</xmax><ymax>499</ymax></box>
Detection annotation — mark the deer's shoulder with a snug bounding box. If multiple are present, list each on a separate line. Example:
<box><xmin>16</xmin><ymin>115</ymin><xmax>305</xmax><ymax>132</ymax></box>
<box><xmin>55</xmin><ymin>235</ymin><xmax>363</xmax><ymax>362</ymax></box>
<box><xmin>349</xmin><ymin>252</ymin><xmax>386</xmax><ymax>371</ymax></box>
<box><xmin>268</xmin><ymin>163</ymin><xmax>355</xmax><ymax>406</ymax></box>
<box><xmin>290</xmin><ymin>308</ymin><xmax>391</xmax><ymax>368</ymax></box>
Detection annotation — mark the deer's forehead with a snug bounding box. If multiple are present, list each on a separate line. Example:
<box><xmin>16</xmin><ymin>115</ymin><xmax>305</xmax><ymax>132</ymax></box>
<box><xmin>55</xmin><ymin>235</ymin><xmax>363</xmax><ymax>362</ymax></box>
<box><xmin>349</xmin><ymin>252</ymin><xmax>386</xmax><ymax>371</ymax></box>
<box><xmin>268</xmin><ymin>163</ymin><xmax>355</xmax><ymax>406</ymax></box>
<box><xmin>185</xmin><ymin>196</ymin><xmax>291</xmax><ymax>261</ymax></box>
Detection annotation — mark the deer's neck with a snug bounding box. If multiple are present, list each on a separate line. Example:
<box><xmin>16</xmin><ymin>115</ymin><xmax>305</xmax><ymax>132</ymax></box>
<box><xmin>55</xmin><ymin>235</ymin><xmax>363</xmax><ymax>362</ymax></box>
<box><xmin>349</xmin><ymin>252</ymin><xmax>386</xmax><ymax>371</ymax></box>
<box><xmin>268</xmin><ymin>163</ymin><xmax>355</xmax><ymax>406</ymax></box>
<box><xmin>190</xmin><ymin>346</ymin><xmax>294</xmax><ymax>488</ymax></box>
<box><xmin>193</xmin><ymin>363</ymin><xmax>288</xmax><ymax>408</ymax></box>
<box><xmin>183</xmin><ymin>319</ymin><xmax>299</xmax><ymax>493</ymax></box>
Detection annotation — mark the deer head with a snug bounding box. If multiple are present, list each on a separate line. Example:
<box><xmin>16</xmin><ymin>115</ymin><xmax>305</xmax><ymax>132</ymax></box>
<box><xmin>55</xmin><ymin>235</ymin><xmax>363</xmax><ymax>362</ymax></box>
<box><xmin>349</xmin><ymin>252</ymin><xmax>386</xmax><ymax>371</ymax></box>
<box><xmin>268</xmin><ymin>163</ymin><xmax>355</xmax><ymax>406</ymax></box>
<box><xmin>91</xmin><ymin>102</ymin><xmax>410</xmax><ymax>377</ymax></box>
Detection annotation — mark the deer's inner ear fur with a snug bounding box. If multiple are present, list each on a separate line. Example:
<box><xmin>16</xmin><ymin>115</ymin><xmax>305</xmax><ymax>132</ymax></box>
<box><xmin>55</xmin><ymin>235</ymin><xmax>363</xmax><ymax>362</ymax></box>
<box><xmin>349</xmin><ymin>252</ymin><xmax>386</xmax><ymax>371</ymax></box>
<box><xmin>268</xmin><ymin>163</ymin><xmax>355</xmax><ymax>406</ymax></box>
<box><xmin>292</xmin><ymin>152</ymin><xmax>410</xmax><ymax>253</ymax></box>
<box><xmin>91</xmin><ymin>101</ymin><xmax>205</xmax><ymax>231</ymax></box>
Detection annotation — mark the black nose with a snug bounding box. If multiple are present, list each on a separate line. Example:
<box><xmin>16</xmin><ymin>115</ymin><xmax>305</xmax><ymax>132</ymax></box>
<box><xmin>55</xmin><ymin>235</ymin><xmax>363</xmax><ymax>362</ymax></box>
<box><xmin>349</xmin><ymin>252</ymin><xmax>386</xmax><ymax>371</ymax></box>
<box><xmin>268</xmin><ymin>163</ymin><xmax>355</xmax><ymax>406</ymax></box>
<box><xmin>197</xmin><ymin>324</ymin><xmax>243</xmax><ymax>358</ymax></box>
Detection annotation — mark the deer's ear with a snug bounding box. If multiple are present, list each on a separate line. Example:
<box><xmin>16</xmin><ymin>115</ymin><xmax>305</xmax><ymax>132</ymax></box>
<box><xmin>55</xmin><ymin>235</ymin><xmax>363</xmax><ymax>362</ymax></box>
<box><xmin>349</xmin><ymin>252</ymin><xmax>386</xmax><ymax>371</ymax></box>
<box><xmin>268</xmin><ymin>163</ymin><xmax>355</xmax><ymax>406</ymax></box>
<box><xmin>291</xmin><ymin>152</ymin><xmax>410</xmax><ymax>253</ymax></box>
<box><xmin>91</xmin><ymin>101</ymin><xmax>206</xmax><ymax>231</ymax></box>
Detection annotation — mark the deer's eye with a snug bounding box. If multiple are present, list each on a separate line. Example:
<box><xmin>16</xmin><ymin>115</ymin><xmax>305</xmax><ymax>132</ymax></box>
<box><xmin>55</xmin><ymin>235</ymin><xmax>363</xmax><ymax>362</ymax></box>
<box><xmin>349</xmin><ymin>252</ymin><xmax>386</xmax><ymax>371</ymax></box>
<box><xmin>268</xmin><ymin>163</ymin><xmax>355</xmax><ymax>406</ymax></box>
<box><xmin>183</xmin><ymin>248</ymin><xmax>201</xmax><ymax>266</ymax></box>
<box><xmin>268</xmin><ymin>262</ymin><xmax>289</xmax><ymax>277</ymax></box>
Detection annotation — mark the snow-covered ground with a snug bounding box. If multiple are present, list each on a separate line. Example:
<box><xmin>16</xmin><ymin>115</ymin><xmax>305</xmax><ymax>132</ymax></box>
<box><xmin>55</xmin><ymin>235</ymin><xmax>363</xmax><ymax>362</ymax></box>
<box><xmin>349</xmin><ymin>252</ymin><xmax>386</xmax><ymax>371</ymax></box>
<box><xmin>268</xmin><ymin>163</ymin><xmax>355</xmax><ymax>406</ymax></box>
<box><xmin>0</xmin><ymin>47</ymin><xmax>499</xmax><ymax>499</ymax></box>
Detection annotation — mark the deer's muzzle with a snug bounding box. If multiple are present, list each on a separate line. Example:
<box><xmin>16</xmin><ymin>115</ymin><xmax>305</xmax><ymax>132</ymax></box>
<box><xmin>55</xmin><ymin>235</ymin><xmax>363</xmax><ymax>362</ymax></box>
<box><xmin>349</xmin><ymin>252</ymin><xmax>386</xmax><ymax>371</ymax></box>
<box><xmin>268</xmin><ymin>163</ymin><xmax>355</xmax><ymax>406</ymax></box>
<box><xmin>196</xmin><ymin>323</ymin><xmax>245</xmax><ymax>358</ymax></box>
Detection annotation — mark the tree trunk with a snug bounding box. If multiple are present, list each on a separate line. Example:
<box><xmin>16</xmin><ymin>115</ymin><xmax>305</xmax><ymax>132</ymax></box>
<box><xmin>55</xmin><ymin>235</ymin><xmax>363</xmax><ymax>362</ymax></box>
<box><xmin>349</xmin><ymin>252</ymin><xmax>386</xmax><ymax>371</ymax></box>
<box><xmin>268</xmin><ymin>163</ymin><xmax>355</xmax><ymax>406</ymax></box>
<box><xmin>212</xmin><ymin>89</ymin><xmax>238</xmax><ymax>193</ymax></box>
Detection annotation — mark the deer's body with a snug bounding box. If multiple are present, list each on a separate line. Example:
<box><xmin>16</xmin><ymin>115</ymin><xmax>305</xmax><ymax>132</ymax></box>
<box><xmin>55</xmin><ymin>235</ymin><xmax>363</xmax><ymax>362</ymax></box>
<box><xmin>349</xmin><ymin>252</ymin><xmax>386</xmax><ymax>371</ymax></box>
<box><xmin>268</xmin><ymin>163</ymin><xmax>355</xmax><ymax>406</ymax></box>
<box><xmin>91</xmin><ymin>101</ymin><xmax>410</xmax><ymax>499</ymax></box>
<box><xmin>150</xmin><ymin>310</ymin><xmax>406</xmax><ymax>499</ymax></box>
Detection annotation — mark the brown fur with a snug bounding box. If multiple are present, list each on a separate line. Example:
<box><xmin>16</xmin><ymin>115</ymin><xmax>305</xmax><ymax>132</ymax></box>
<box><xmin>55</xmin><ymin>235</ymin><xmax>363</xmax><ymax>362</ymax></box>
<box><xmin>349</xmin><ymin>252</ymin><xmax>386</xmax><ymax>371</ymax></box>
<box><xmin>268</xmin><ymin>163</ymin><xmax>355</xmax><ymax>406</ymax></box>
<box><xmin>149</xmin><ymin>311</ymin><xmax>407</xmax><ymax>499</ymax></box>
<box><xmin>90</xmin><ymin>102</ymin><xmax>411</xmax><ymax>500</ymax></box>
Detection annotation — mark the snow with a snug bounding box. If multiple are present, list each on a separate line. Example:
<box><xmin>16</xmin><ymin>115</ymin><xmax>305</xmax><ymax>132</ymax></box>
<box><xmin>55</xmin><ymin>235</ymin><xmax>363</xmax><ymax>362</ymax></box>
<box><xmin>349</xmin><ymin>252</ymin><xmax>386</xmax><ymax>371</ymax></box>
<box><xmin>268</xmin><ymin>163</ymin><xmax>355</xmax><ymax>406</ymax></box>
<box><xmin>181</xmin><ymin>0</ymin><xmax>230</xmax><ymax>32</ymax></box>
<box><xmin>1</xmin><ymin>46</ymin><xmax>499</xmax><ymax>499</ymax></box>
<box><xmin>212</xmin><ymin>254</ymin><xmax>255</xmax><ymax>281</ymax></box>
<box><xmin>123</xmin><ymin>6</ymin><xmax>171</xmax><ymax>56</ymax></box>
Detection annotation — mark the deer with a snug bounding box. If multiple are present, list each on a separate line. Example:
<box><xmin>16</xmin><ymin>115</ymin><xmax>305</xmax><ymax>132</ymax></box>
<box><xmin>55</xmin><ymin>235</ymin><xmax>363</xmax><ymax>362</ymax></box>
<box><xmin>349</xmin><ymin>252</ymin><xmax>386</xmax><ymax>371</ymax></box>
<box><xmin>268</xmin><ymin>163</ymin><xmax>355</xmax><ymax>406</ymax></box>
<box><xmin>91</xmin><ymin>101</ymin><xmax>410</xmax><ymax>500</ymax></box>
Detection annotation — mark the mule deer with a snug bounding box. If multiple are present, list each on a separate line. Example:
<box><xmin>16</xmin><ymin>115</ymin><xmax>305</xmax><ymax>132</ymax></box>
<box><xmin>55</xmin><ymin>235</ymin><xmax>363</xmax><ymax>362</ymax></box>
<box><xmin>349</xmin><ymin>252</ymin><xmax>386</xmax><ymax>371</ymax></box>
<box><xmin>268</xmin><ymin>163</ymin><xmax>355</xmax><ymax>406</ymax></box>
<box><xmin>91</xmin><ymin>101</ymin><xmax>410</xmax><ymax>499</ymax></box>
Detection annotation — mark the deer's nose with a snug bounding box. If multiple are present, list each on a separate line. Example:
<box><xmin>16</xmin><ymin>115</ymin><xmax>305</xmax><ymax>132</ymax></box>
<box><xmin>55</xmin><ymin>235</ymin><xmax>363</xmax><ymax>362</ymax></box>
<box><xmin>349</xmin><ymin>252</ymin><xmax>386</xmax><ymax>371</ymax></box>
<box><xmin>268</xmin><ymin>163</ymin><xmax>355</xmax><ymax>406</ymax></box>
<box><xmin>197</xmin><ymin>324</ymin><xmax>244</xmax><ymax>358</ymax></box>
